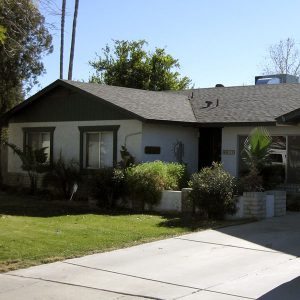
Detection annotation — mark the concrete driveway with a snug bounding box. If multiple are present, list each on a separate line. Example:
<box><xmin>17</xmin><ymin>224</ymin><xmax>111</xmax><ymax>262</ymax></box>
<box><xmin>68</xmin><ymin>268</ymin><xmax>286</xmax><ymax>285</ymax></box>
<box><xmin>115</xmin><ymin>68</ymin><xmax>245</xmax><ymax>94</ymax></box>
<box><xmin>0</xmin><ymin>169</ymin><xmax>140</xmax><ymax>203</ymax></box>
<box><xmin>1</xmin><ymin>213</ymin><xmax>300</xmax><ymax>300</ymax></box>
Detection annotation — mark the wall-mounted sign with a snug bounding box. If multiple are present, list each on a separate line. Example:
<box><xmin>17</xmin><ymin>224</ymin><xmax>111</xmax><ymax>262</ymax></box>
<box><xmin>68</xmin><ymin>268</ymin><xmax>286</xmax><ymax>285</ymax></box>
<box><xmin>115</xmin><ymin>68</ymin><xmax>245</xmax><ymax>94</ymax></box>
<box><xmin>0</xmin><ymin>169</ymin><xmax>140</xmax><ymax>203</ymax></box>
<box><xmin>223</xmin><ymin>149</ymin><xmax>235</xmax><ymax>155</ymax></box>
<box><xmin>145</xmin><ymin>146</ymin><xmax>161</xmax><ymax>154</ymax></box>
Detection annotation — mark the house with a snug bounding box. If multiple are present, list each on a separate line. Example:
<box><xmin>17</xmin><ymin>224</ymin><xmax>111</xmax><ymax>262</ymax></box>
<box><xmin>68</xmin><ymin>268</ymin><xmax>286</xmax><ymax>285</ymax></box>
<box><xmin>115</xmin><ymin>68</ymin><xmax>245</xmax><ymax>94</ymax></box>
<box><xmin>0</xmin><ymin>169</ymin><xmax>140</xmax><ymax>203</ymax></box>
<box><xmin>2</xmin><ymin>77</ymin><xmax>300</xmax><ymax>189</ymax></box>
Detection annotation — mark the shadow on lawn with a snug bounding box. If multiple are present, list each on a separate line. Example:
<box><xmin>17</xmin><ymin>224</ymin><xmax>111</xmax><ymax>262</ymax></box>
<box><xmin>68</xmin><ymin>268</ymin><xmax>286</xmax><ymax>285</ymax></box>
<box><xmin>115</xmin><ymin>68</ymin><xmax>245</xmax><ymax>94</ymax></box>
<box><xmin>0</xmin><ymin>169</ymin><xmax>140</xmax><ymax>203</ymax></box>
<box><xmin>0</xmin><ymin>191</ymin><xmax>192</xmax><ymax>223</ymax></box>
<box><xmin>157</xmin><ymin>216</ymin><xmax>239</xmax><ymax>231</ymax></box>
<box><xmin>0</xmin><ymin>191</ymin><xmax>237</xmax><ymax>231</ymax></box>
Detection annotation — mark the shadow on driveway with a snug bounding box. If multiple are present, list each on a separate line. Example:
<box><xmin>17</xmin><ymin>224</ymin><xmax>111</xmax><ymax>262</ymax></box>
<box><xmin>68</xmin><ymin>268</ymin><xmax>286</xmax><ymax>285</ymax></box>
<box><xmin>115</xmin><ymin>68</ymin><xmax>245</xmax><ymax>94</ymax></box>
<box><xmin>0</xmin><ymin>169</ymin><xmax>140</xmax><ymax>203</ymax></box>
<box><xmin>212</xmin><ymin>212</ymin><xmax>300</xmax><ymax>256</ymax></box>
<box><xmin>257</xmin><ymin>276</ymin><xmax>300</xmax><ymax>300</ymax></box>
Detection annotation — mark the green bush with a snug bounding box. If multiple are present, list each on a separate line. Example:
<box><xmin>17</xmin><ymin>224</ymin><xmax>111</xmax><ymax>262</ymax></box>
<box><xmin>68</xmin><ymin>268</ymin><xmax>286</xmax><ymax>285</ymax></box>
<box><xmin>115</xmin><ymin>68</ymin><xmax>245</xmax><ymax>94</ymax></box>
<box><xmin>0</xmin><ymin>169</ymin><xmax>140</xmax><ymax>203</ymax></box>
<box><xmin>189</xmin><ymin>163</ymin><xmax>237</xmax><ymax>219</ymax></box>
<box><xmin>125</xmin><ymin>161</ymin><xmax>187</xmax><ymax>210</ymax></box>
<box><xmin>88</xmin><ymin>168</ymin><xmax>125</xmax><ymax>209</ymax></box>
<box><xmin>42</xmin><ymin>156</ymin><xmax>81</xmax><ymax>200</ymax></box>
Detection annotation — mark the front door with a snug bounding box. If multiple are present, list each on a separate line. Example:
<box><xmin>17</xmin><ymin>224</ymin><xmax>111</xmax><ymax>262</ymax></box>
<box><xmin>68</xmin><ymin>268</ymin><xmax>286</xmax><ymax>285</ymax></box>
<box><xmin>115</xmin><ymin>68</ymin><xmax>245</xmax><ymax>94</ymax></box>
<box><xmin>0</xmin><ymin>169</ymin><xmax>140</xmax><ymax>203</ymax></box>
<box><xmin>198</xmin><ymin>128</ymin><xmax>222</xmax><ymax>170</ymax></box>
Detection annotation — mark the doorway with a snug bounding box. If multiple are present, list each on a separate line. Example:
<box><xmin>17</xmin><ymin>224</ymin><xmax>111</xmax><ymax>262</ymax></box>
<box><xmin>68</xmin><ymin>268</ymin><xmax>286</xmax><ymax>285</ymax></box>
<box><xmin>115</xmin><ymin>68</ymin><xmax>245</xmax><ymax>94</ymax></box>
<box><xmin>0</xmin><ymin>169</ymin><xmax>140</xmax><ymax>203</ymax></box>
<box><xmin>198</xmin><ymin>128</ymin><xmax>222</xmax><ymax>170</ymax></box>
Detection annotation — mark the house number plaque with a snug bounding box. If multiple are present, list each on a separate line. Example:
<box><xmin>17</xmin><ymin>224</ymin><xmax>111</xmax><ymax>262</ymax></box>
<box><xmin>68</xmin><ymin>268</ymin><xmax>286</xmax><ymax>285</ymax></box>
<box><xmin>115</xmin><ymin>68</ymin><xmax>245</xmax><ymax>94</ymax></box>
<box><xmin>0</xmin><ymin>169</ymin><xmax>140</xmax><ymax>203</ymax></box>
<box><xmin>223</xmin><ymin>150</ymin><xmax>235</xmax><ymax>155</ymax></box>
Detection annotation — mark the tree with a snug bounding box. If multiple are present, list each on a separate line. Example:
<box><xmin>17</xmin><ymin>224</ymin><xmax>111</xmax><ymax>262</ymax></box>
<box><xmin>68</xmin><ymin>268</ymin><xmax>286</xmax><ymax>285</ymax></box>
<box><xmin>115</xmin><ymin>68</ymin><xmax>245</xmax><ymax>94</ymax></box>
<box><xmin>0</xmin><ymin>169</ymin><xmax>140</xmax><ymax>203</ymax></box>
<box><xmin>89</xmin><ymin>40</ymin><xmax>192</xmax><ymax>91</ymax></box>
<box><xmin>60</xmin><ymin>0</ymin><xmax>66</xmax><ymax>79</ymax></box>
<box><xmin>68</xmin><ymin>0</ymin><xmax>79</xmax><ymax>80</ymax></box>
<box><xmin>0</xmin><ymin>0</ymin><xmax>53</xmax><ymax>184</ymax></box>
<box><xmin>0</xmin><ymin>0</ymin><xmax>53</xmax><ymax>113</ymax></box>
<box><xmin>262</xmin><ymin>38</ymin><xmax>300</xmax><ymax>76</ymax></box>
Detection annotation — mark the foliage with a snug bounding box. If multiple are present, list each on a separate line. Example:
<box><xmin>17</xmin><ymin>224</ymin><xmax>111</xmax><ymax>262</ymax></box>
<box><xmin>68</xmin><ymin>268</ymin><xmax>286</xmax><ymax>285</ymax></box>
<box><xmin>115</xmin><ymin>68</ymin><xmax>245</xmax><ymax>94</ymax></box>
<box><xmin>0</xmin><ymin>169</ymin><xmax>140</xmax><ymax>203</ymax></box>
<box><xmin>119</xmin><ymin>145</ymin><xmax>135</xmax><ymax>169</ymax></box>
<box><xmin>261</xmin><ymin>165</ymin><xmax>285</xmax><ymax>190</ymax></box>
<box><xmin>125</xmin><ymin>161</ymin><xmax>187</xmax><ymax>209</ymax></box>
<box><xmin>242</xmin><ymin>127</ymin><xmax>272</xmax><ymax>172</ymax></box>
<box><xmin>88</xmin><ymin>168</ymin><xmax>125</xmax><ymax>208</ymax></box>
<box><xmin>0</xmin><ymin>25</ymin><xmax>6</xmax><ymax>44</ymax></box>
<box><xmin>0</xmin><ymin>0</ymin><xmax>53</xmax><ymax>115</ymax></box>
<box><xmin>238</xmin><ymin>167</ymin><xmax>264</xmax><ymax>193</ymax></box>
<box><xmin>89</xmin><ymin>39</ymin><xmax>191</xmax><ymax>91</ymax></box>
<box><xmin>240</xmin><ymin>127</ymin><xmax>272</xmax><ymax>192</ymax></box>
<box><xmin>6</xmin><ymin>143</ymin><xmax>49</xmax><ymax>194</ymax></box>
<box><xmin>189</xmin><ymin>163</ymin><xmax>237</xmax><ymax>219</ymax></box>
<box><xmin>42</xmin><ymin>155</ymin><xmax>81</xmax><ymax>200</ymax></box>
<box><xmin>0</xmin><ymin>0</ymin><xmax>52</xmax><ymax>186</ymax></box>
<box><xmin>262</xmin><ymin>38</ymin><xmax>300</xmax><ymax>76</ymax></box>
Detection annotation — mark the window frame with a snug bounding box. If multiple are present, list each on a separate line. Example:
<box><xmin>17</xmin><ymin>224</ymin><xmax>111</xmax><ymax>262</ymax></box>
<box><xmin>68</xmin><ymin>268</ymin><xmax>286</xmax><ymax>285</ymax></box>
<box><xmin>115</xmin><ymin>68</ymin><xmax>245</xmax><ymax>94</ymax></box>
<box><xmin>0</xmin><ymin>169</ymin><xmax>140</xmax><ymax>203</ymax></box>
<box><xmin>78</xmin><ymin>125</ymin><xmax>120</xmax><ymax>170</ymax></box>
<box><xmin>22</xmin><ymin>127</ymin><xmax>55</xmax><ymax>164</ymax></box>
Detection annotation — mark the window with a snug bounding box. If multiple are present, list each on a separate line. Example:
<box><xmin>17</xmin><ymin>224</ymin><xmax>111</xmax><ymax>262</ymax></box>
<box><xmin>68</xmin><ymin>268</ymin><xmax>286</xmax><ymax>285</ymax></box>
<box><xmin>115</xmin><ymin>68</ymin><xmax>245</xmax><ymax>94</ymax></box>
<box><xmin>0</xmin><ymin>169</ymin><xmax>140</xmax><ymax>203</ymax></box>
<box><xmin>85</xmin><ymin>132</ymin><xmax>113</xmax><ymax>168</ymax></box>
<box><xmin>78</xmin><ymin>126</ymin><xmax>119</xmax><ymax>169</ymax></box>
<box><xmin>23</xmin><ymin>127</ymin><xmax>55</xmax><ymax>163</ymax></box>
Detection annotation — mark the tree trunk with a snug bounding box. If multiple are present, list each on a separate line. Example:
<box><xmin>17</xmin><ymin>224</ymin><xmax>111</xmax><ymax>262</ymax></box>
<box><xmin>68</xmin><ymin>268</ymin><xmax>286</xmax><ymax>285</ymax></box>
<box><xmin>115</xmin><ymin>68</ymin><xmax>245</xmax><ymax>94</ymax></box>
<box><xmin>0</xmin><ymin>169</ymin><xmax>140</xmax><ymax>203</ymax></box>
<box><xmin>68</xmin><ymin>0</ymin><xmax>79</xmax><ymax>80</ymax></box>
<box><xmin>60</xmin><ymin>0</ymin><xmax>66</xmax><ymax>79</ymax></box>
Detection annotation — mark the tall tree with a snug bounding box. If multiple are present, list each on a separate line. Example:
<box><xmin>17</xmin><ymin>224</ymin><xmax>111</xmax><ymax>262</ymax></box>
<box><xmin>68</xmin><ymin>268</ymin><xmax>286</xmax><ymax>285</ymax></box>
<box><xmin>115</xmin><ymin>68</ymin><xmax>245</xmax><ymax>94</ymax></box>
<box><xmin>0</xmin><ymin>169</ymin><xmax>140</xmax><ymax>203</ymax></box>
<box><xmin>89</xmin><ymin>40</ymin><xmax>192</xmax><ymax>91</ymax></box>
<box><xmin>68</xmin><ymin>0</ymin><xmax>79</xmax><ymax>80</ymax></box>
<box><xmin>262</xmin><ymin>38</ymin><xmax>300</xmax><ymax>76</ymax></box>
<box><xmin>0</xmin><ymin>0</ymin><xmax>52</xmax><ymax>184</ymax></box>
<box><xmin>0</xmin><ymin>0</ymin><xmax>53</xmax><ymax>113</ymax></box>
<box><xmin>60</xmin><ymin>0</ymin><xmax>66</xmax><ymax>79</ymax></box>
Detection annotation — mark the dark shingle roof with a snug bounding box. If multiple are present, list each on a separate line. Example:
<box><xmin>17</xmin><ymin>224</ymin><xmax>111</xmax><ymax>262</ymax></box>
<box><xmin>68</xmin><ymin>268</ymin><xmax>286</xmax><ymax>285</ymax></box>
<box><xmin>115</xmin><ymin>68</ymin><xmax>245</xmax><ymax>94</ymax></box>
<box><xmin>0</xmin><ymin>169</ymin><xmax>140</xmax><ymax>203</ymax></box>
<box><xmin>176</xmin><ymin>83</ymin><xmax>300</xmax><ymax>124</ymax></box>
<box><xmin>4</xmin><ymin>80</ymin><xmax>300</xmax><ymax>126</ymax></box>
<box><xmin>64</xmin><ymin>80</ymin><xmax>197</xmax><ymax>123</ymax></box>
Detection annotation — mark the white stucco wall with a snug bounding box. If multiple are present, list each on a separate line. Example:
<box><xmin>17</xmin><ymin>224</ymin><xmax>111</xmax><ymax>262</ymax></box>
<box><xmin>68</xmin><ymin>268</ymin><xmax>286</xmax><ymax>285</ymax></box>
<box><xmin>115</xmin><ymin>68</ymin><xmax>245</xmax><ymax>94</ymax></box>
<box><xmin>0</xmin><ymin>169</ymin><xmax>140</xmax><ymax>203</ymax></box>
<box><xmin>141</xmin><ymin>123</ymin><xmax>199</xmax><ymax>174</ymax></box>
<box><xmin>222</xmin><ymin>125</ymin><xmax>300</xmax><ymax>177</ymax></box>
<box><xmin>7</xmin><ymin>120</ymin><xmax>143</xmax><ymax>173</ymax></box>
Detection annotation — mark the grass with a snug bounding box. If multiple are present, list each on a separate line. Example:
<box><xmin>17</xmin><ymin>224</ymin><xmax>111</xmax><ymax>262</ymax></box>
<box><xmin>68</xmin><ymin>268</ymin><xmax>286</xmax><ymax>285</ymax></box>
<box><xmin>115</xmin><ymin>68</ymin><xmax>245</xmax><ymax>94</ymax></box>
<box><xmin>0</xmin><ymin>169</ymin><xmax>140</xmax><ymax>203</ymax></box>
<box><xmin>0</xmin><ymin>191</ymin><xmax>245</xmax><ymax>272</ymax></box>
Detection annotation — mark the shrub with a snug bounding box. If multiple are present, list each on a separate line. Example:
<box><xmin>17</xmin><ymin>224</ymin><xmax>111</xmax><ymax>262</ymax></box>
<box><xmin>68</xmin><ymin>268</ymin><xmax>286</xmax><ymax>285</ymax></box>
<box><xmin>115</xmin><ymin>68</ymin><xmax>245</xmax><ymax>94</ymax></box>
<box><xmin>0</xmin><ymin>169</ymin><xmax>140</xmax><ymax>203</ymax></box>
<box><xmin>88</xmin><ymin>168</ymin><xmax>125</xmax><ymax>209</ymax></box>
<box><xmin>188</xmin><ymin>162</ymin><xmax>237</xmax><ymax>219</ymax></box>
<box><xmin>42</xmin><ymin>156</ymin><xmax>81</xmax><ymax>200</ymax></box>
<box><xmin>238</xmin><ymin>167</ymin><xmax>264</xmax><ymax>193</ymax></box>
<box><xmin>125</xmin><ymin>161</ymin><xmax>187</xmax><ymax>210</ymax></box>
<box><xmin>7</xmin><ymin>143</ymin><xmax>49</xmax><ymax>194</ymax></box>
<box><xmin>261</xmin><ymin>165</ymin><xmax>285</xmax><ymax>190</ymax></box>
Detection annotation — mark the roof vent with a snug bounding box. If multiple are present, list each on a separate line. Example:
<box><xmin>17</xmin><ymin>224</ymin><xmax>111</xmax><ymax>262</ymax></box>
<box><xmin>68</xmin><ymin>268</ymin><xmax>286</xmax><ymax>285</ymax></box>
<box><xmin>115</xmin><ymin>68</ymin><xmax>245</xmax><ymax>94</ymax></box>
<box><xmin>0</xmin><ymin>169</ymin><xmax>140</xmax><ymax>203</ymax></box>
<box><xmin>215</xmin><ymin>84</ymin><xmax>224</xmax><ymax>87</ymax></box>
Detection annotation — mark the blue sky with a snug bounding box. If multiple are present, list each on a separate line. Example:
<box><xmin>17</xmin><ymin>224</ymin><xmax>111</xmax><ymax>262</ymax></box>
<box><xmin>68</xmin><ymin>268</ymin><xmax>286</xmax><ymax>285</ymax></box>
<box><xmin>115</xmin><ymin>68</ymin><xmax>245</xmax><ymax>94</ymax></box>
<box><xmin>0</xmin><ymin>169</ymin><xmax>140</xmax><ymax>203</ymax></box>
<box><xmin>35</xmin><ymin>0</ymin><xmax>300</xmax><ymax>94</ymax></box>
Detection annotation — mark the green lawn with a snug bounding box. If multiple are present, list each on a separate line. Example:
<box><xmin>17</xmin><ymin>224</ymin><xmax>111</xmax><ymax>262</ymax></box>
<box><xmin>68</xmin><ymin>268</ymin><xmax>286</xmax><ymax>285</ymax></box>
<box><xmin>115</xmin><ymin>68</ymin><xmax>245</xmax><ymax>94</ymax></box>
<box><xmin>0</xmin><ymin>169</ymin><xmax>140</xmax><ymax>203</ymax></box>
<box><xmin>0</xmin><ymin>191</ymin><xmax>243</xmax><ymax>272</ymax></box>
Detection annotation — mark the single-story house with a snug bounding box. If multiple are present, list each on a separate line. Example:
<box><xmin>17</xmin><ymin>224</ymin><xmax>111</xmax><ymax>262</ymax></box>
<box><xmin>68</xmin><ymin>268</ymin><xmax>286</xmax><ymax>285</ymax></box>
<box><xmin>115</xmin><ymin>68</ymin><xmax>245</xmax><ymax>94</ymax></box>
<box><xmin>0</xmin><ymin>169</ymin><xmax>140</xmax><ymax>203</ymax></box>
<box><xmin>2</xmin><ymin>78</ymin><xmax>300</xmax><ymax>189</ymax></box>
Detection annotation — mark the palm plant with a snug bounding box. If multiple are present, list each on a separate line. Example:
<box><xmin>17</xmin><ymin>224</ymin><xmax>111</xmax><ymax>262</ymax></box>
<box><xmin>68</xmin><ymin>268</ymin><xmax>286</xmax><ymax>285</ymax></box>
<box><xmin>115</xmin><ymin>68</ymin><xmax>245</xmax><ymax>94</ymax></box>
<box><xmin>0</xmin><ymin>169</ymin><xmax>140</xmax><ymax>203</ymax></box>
<box><xmin>242</xmin><ymin>127</ymin><xmax>272</xmax><ymax>171</ymax></box>
<box><xmin>241</xmin><ymin>127</ymin><xmax>272</xmax><ymax>191</ymax></box>
<box><xmin>6</xmin><ymin>143</ymin><xmax>49</xmax><ymax>194</ymax></box>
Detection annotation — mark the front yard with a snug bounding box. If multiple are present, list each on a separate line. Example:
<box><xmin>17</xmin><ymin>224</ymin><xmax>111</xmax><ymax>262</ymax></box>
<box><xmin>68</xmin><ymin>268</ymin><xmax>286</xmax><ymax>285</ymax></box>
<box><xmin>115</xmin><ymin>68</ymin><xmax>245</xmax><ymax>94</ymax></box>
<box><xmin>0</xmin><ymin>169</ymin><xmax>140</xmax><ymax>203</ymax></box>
<box><xmin>0</xmin><ymin>191</ymin><xmax>243</xmax><ymax>273</ymax></box>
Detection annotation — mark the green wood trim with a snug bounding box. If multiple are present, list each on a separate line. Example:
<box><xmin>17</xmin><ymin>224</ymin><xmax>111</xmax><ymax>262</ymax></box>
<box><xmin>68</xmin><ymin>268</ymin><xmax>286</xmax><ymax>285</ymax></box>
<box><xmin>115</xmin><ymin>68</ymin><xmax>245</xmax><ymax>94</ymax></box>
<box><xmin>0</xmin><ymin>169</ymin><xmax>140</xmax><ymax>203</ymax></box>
<box><xmin>22</xmin><ymin>127</ymin><xmax>55</xmax><ymax>164</ymax></box>
<box><xmin>78</xmin><ymin>125</ymin><xmax>120</xmax><ymax>169</ymax></box>
<box><xmin>5</xmin><ymin>80</ymin><xmax>144</xmax><ymax>124</ymax></box>
<box><xmin>22</xmin><ymin>127</ymin><xmax>56</xmax><ymax>132</ymax></box>
<box><xmin>78</xmin><ymin>125</ymin><xmax>120</xmax><ymax>132</ymax></box>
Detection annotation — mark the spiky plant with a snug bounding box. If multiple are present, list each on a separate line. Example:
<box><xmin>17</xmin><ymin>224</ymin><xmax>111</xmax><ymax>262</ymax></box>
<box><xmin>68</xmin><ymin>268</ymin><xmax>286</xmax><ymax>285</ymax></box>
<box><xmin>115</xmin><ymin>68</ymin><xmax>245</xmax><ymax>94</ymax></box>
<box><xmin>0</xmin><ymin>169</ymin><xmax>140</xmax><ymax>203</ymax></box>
<box><xmin>242</xmin><ymin>127</ymin><xmax>272</xmax><ymax>171</ymax></box>
<box><xmin>6</xmin><ymin>143</ymin><xmax>49</xmax><ymax>194</ymax></box>
<box><xmin>241</xmin><ymin>127</ymin><xmax>272</xmax><ymax>191</ymax></box>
